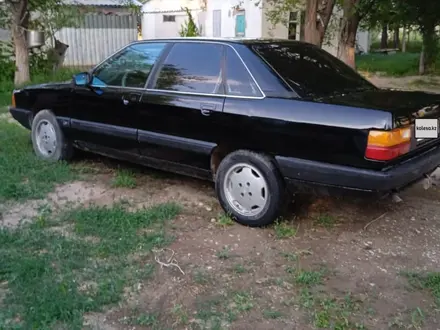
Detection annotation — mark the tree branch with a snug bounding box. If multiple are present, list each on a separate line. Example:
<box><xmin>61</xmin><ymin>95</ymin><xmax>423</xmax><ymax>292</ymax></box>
<box><xmin>356</xmin><ymin>0</ymin><xmax>375</xmax><ymax>21</ymax></box>
<box><xmin>317</xmin><ymin>0</ymin><xmax>336</xmax><ymax>37</ymax></box>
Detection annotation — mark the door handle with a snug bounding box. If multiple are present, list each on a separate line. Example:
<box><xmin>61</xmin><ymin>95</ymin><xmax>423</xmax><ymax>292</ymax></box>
<box><xmin>200</xmin><ymin>103</ymin><xmax>216</xmax><ymax>116</ymax></box>
<box><xmin>122</xmin><ymin>93</ymin><xmax>141</xmax><ymax>105</ymax></box>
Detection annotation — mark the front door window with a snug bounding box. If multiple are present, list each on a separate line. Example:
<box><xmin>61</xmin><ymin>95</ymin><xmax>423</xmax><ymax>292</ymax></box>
<box><xmin>92</xmin><ymin>42</ymin><xmax>167</xmax><ymax>88</ymax></box>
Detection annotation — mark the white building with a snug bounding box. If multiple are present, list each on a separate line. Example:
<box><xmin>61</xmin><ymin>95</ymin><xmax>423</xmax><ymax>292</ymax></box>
<box><xmin>141</xmin><ymin>0</ymin><xmax>206</xmax><ymax>39</ymax></box>
<box><xmin>203</xmin><ymin>0</ymin><xmax>370</xmax><ymax>56</ymax></box>
<box><xmin>141</xmin><ymin>0</ymin><xmax>370</xmax><ymax>56</ymax></box>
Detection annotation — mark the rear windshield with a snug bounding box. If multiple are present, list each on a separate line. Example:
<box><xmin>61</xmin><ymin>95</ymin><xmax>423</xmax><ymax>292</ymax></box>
<box><xmin>250</xmin><ymin>42</ymin><xmax>376</xmax><ymax>98</ymax></box>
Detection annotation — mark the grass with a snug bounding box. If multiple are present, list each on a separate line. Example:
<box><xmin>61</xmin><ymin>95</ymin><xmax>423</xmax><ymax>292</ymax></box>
<box><xmin>356</xmin><ymin>53</ymin><xmax>424</xmax><ymax>76</ymax></box>
<box><xmin>193</xmin><ymin>268</ymin><xmax>211</xmax><ymax>285</ymax></box>
<box><xmin>403</xmin><ymin>271</ymin><xmax>440</xmax><ymax>306</ymax></box>
<box><xmin>388</xmin><ymin>307</ymin><xmax>425</xmax><ymax>329</ymax></box>
<box><xmin>280</xmin><ymin>265</ymin><xmax>368</xmax><ymax>329</ymax></box>
<box><xmin>0</xmin><ymin>121</ymin><xmax>75</xmax><ymax>202</ymax></box>
<box><xmin>217</xmin><ymin>213</ymin><xmax>234</xmax><ymax>227</ymax></box>
<box><xmin>299</xmin><ymin>289</ymin><xmax>366</xmax><ymax>329</ymax></box>
<box><xmin>273</xmin><ymin>220</ymin><xmax>298</xmax><ymax>239</ymax></box>
<box><xmin>233</xmin><ymin>291</ymin><xmax>254</xmax><ymax>312</ymax></box>
<box><xmin>65</xmin><ymin>202</ymin><xmax>181</xmax><ymax>257</ymax></box>
<box><xmin>0</xmin><ymin>201</ymin><xmax>181</xmax><ymax>329</ymax></box>
<box><xmin>216</xmin><ymin>246</ymin><xmax>230</xmax><ymax>260</ymax></box>
<box><xmin>120</xmin><ymin>312</ymin><xmax>159</xmax><ymax>326</ymax></box>
<box><xmin>295</xmin><ymin>269</ymin><xmax>324</xmax><ymax>286</ymax></box>
<box><xmin>111</xmin><ymin>169</ymin><xmax>137</xmax><ymax>188</ymax></box>
<box><xmin>194</xmin><ymin>291</ymin><xmax>254</xmax><ymax>329</ymax></box>
<box><xmin>171</xmin><ymin>304</ymin><xmax>189</xmax><ymax>326</ymax></box>
<box><xmin>315</xmin><ymin>213</ymin><xmax>337</xmax><ymax>228</ymax></box>
<box><xmin>263</xmin><ymin>309</ymin><xmax>283</xmax><ymax>319</ymax></box>
<box><xmin>232</xmin><ymin>263</ymin><xmax>246</xmax><ymax>274</ymax></box>
<box><xmin>370</xmin><ymin>40</ymin><xmax>424</xmax><ymax>54</ymax></box>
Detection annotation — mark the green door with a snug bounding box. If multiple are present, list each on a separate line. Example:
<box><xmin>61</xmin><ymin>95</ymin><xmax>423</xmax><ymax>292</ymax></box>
<box><xmin>235</xmin><ymin>13</ymin><xmax>245</xmax><ymax>37</ymax></box>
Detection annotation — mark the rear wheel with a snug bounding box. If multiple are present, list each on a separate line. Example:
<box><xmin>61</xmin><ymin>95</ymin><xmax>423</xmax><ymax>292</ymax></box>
<box><xmin>31</xmin><ymin>110</ymin><xmax>73</xmax><ymax>161</ymax></box>
<box><xmin>215</xmin><ymin>150</ymin><xmax>287</xmax><ymax>227</ymax></box>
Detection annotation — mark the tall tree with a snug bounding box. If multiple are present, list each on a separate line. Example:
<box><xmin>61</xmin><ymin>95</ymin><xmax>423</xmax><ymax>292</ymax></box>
<box><xmin>380</xmin><ymin>24</ymin><xmax>388</xmax><ymax>49</ymax></box>
<box><xmin>3</xmin><ymin>0</ymin><xmax>136</xmax><ymax>85</ymax></box>
<box><xmin>3</xmin><ymin>0</ymin><xmax>74</xmax><ymax>85</ymax></box>
<box><xmin>337</xmin><ymin>0</ymin><xmax>375</xmax><ymax>68</ymax></box>
<box><xmin>395</xmin><ymin>0</ymin><xmax>440</xmax><ymax>74</ymax></box>
<box><xmin>6</xmin><ymin>0</ymin><xmax>30</xmax><ymax>85</ymax></box>
<box><xmin>304</xmin><ymin>0</ymin><xmax>336</xmax><ymax>46</ymax></box>
<box><xmin>179</xmin><ymin>6</ymin><xmax>200</xmax><ymax>37</ymax></box>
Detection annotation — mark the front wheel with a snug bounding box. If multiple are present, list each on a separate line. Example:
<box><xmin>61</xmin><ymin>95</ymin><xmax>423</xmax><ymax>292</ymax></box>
<box><xmin>215</xmin><ymin>150</ymin><xmax>288</xmax><ymax>227</ymax></box>
<box><xmin>31</xmin><ymin>110</ymin><xmax>73</xmax><ymax>161</ymax></box>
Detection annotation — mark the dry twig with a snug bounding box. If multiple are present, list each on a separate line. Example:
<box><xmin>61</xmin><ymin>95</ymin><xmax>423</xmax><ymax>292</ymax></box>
<box><xmin>364</xmin><ymin>212</ymin><xmax>387</xmax><ymax>231</ymax></box>
<box><xmin>153</xmin><ymin>248</ymin><xmax>185</xmax><ymax>275</ymax></box>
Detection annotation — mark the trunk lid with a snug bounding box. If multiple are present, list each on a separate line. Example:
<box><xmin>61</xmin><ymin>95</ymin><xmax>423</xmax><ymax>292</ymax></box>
<box><xmin>318</xmin><ymin>89</ymin><xmax>440</xmax><ymax>125</ymax></box>
<box><xmin>318</xmin><ymin>88</ymin><xmax>440</xmax><ymax>160</ymax></box>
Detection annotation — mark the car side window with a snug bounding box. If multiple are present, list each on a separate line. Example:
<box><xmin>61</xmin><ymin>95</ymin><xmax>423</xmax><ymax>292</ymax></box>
<box><xmin>153</xmin><ymin>43</ymin><xmax>224</xmax><ymax>95</ymax></box>
<box><xmin>224</xmin><ymin>47</ymin><xmax>262</xmax><ymax>97</ymax></box>
<box><xmin>92</xmin><ymin>42</ymin><xmax>167</xmax><ymax>88</ymax></box>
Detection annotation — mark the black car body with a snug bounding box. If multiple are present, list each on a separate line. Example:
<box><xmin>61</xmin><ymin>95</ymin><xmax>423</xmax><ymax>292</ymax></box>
<box><xmin>9</xmin><ymin>38</ymin><xmax>440</xmax><ymax>226</ymax></box>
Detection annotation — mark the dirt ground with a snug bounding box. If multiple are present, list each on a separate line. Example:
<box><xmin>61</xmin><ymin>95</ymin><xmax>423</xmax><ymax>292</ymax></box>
<box><xmin>367</xmin><ymin>75</ymin><xmax>440</xmax><ymax>93</ymax></box>
<box><xmin>2</xmin><ymin>158</ymin><xmax>440</xmax><ymax>329</ymax></box>
<box><xmin>1</xmin><ymin>76</ymin><xmax>440</xmax><ymax>330</ymax></box>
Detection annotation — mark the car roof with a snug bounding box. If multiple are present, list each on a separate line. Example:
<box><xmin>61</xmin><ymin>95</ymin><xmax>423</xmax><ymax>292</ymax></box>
<box><xmin>131</xmin><ymin>37</ymin><xmax>309</xmax><ymax>46</ymax></box>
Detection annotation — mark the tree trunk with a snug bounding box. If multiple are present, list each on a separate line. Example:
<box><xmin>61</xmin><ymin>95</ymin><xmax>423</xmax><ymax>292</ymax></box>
<box><xmin>304</xmin><ymin>0</ymin><xmax>336</xmax><ymax>47</ymax></box>
<box><xmin>402</xmin><ymin>26</ymin><xmax>407</xmax><ymax>52</ymax></box>
<box><xmin>337</xmin><ymin>0</ymin><xmax>360</xmax><ymax>69</ymax></box>
<box><xmin>421</xmin><ymin>24</ymin><xmax>438</xmax><ymax>74</ymax></box>
<box><xmin>419</xmin><ymin>46</ymin><xmax>425</xmax><ymax>75</ymax></box>
<box><xmin>393</xmin><ymin>26</ymin><xmax>400</xmax><ymax>49</ymax></box>
<box><xmin>380</xmin><ymin>23</ymin><xmax>388</xmax><ymax>49</ymax></box>
<box><xmin>12</xmin><ymin>26</ymin><xmax>29</xmax><ymax>86</ymax></box>
<box><xmin>9</xmin><ymin>0</ymin><xmax>30</xmax><ymax>85</ymax></box>
<box><xmin>304</xmin><ymin>0</ymin><xmax>321</xmax><ymax>45</ymax></box>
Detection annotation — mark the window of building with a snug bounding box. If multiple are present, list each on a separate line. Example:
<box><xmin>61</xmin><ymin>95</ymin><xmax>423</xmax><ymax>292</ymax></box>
<box><xmin>288</xmin><ymin>11</ymin><xmax>298</xmax><ymax>40</ymax></box>
<box><xmin>163</xmin><ymin>15</ymin><xmax>176</xmax><ymax>22</ymax></box>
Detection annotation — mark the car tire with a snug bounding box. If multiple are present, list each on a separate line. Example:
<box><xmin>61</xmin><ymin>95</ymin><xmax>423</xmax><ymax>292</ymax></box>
<box><xmin>215</xmin><ymin>150</ymin><xmax>288</xmax><ymax>227</ymax></box>
<box><xmin>31</xmin><ymin>110</ymin><xmax>73</xmax><ymax>161</ymax></box>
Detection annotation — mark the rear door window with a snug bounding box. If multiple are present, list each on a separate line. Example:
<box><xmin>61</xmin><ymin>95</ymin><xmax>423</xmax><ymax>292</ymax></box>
<box><xmin>153</xmin><ymin>42</ymin><xmax>224</xmax><ymax>95</ymax></box>
<box><xmin>224</xmin><ymin>47</ymin><xmax>262</xmax><ymax>97</ymax></box>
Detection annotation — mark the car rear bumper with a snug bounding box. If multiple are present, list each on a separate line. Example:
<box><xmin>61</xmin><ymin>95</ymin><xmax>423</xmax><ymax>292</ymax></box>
<box><xmin>9</xmin><ymin>107</ymin><xmax>32</xmax><ymax>129</ymax></box>
<box><xmin>276</xmin><ymin>144</ymin><xmax>440</xmax><ymax>194</ymax></box>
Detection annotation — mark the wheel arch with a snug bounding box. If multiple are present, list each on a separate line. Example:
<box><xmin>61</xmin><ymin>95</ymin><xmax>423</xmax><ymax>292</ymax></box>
<box><xmin>210</xmin><ymin>144</ymin><xmax>282</xmax><ymax>180</ymax></box>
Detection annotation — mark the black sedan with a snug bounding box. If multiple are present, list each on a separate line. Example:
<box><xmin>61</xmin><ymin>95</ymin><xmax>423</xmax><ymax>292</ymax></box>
<box><xmin>10</xmin><ymin>38</ymin><xmax>440</xmax><ymax>227</ymax></box>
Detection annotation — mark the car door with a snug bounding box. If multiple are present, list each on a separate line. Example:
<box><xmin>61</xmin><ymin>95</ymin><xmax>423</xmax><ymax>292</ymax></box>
<box><xmin>137</xmin><ymin>41</ymin><xmax>226</xmax><ymax>174</ymax></box>
<box><xmin>69</xmin><ymin>42</ymin><xmax>169</xmax><ymax>154</ymax></box>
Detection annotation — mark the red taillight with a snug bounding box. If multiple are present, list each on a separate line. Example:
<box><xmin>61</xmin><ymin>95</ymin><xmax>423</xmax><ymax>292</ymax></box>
<box><xmin>365</xmin><ymin>127</ymin><xmax>411</xmax><ymax>161</ymax></box>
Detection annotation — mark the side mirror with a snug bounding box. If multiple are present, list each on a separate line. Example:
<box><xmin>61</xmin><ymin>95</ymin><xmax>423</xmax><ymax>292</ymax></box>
<box><xmin>73</xmin><ymin>72</ymin><xmax>91</xmax><ymax>86</ymax></box>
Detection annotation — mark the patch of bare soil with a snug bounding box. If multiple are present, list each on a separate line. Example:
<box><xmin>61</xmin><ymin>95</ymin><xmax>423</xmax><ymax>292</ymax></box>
<box><xmin>367</xmin><ymin>75</ymin><xmax>440</xmax><ymax>93</ymax></box>
<box><xmin>0</xmin><ymin>168</ymin><xmax>216</xmax><ymax>229</ymax></box>
<box><xmin>96</xmin><ymin>176</ymin><xmax>440</xmax><ymax>330</ymax></box>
